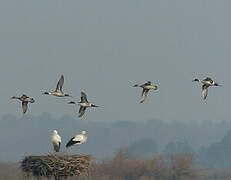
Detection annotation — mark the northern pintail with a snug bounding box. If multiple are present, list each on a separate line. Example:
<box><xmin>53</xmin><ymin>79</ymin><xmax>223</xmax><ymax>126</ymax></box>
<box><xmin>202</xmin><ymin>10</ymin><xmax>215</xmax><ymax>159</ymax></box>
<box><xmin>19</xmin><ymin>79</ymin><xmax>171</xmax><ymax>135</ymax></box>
<box><xmin>68</xmin><ymin>91</ymin><xmax>98</xmax><ymax>117</ymax></box>
<box><xmin>51</xmin><ymin>130</ymin><xmax>62</xmax><ymax>152</ymax></box>
<box><xmin>193</xmin><ymin>77</ymin><xmax>221</xmax><ymax>100</ymax></box>
<box><xmin>43</xmin><ymin>75</ymin><xmax>71</xmax><ymax>97</ymax></box>
<box><xmin>11</xmin><ymin>94</ymin><xmax>35</xmax><ymax>114</ymax></box>
<box><xmin>66</xmin><ymin>131</ymin><xmax>87</xmax><ymax>151</ymax></box>
<box><xmin>133</xmin><ymin>81</ymin><xmax>158</xmax><ymax>103</ymax></box>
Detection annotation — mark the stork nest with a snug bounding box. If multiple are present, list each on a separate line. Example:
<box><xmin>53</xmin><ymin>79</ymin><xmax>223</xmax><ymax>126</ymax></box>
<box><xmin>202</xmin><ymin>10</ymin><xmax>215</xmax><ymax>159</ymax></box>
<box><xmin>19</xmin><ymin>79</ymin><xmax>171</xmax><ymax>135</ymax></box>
<box><xmin>21</xmin><ymin>154</ymin><xmax>91</xmax><ymax>179</ymax></box>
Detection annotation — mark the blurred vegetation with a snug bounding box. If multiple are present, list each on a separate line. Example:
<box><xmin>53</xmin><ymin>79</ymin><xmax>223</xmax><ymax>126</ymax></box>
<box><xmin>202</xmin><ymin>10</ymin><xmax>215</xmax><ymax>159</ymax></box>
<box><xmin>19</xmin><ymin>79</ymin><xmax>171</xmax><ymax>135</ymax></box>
<box><xmin>2</xmin><ymin>151</ymin><xmax>231</xmax><ymax>180</ymax></box>
<box><xmin>127</xmin><ymin>138</ymin><xmax>158</xmax><ymax>158</ymax></box>
<box><xmin>0</xmin><ymin>163</ymin><xmax>23</xmax><ymax>180</ymax></box>
<box><xmin>90</xmin><ymin>149</ymin><xmax>200</xmax><ymax>180</ymax></box>
<box><xmin>198</xmin><ymin>130</ymin><xmax>231</xmax><ymax>169</ymax></box>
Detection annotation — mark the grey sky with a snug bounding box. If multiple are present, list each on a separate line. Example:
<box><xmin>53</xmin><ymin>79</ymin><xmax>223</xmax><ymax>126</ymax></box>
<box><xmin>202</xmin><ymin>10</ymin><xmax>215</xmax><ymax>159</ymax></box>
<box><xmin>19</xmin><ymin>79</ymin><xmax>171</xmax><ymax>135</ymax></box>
<box><xmin>0</xmin><ymin>0</ymin><xmax>230</xmax><ymax>122</ymax></box>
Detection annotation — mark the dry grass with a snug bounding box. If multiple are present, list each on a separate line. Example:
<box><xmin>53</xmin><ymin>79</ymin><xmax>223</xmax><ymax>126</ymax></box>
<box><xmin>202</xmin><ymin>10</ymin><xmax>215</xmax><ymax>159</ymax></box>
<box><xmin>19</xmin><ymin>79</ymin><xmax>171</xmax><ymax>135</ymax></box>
<box><xmin>90</xmin><ymin>152</ymin><xmax>201</xmax><ymax>180</ymax></box>
<box><xmin>0</xmin><ymin>162</ymin><xmax>22</xmax><ymax>180</ymax></box>
<box><xmin>3</xmin><ymin>153</ymin><xmax>231</xmax><ymax>180</ymax></box>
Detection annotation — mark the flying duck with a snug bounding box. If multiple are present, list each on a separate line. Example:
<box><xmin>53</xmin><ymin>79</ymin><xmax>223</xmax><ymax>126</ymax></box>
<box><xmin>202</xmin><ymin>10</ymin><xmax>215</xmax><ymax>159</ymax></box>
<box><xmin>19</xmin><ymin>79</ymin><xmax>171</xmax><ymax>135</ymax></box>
<box><xmin>11</xmin><ymin>94</ymin><xmax>35</xmax><ymax>114</ymax></box>
<box><xmin>133</xmin><ymin>81</ymin><xmax>158</xmax><ymax>103</ymax></box>
<box><xmin>68</xmin><ymin>91</ymin><xmax>98</xmax><ymax>117</ymax></box>
<box><xmin>66</xmin><ymin>131</ymin><xmax>87</xmax><ymax>151</ymax></box>
<box><xmin>193</xmin><ymin>77</ymin><xmax>221</xmax><ymax>100</ymax></box>
<box><xmin>43</xmin><ymin>75</ymin><xmax>71</xmax><ymax>97</ymax></box>
<box><xmin>51</xmin><ymin>130</ymin><xmax>61</xmax><ymax>152</ymax></box>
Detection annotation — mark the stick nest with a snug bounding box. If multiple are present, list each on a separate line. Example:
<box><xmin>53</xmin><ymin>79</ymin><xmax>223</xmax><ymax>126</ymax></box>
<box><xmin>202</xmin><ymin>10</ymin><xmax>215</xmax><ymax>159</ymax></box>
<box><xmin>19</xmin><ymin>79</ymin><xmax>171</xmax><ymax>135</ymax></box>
<box><xmin>21</xmin><ymin>154</ymin><xmax>91</xmax><ymax>179</ymax></box>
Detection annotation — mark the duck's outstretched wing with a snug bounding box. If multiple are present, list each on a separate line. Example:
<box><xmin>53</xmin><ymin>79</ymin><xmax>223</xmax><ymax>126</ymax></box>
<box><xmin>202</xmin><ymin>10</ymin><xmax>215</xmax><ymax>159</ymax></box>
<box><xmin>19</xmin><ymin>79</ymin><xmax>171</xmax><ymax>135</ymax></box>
<box><xmin>202</xmin><ymin>84</ymin><xmax>209</xmax><ymax>100</ymax></box>
<box><xmin>140</xmin><ymin>89</ymin><xmax>149</xmax><ymax>103</ymax></box>
<box><xmin>141</xmin><ymin>81</ymin><xmax>151</xmax><ymax>87</ymax></box>
<box><xmin>81</xmin><ymin>91</ymin><xmax>88</xmax><ymax>103</ymax></box>
<box><xmin>21</xmin><ymin>94</ymin><xmax>29</xmax><ymax>101</ymax></box>
<box><xmin>204</xmin><ymin>77</ymin><xmax>213</xmax><ymax>84</ymax></box>
<box><xmin>22</xmin><ymin>102</ymin><xmax>28</xmax><ymax>114</ymax></box>
<box><xmin>78</xmin><ymin>106</ymin><xmax>86</xmax><ymax>117</ymax></box>
<box><xmin>21</xmin><ymin>94</ymin><xmax>29</xmax><ymax>98</ymax></box>
<box><xmin>56</xmin><ymin>75</ymin><xmax>64</xmax><ymax>92</ymax></box>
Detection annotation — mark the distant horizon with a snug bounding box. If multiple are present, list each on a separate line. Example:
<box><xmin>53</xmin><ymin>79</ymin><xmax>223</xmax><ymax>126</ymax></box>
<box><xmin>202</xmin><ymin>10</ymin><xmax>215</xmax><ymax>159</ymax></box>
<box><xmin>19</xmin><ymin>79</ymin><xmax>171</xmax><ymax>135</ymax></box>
<box><xmin>0</xmin><ymin>112</ymin><xmax>231</xmax><ymax>170</ymax></box>
<box><xmin>1</xmin><ymin>111</ymin><xmax>228</xmax><ymax>125</ymax></box>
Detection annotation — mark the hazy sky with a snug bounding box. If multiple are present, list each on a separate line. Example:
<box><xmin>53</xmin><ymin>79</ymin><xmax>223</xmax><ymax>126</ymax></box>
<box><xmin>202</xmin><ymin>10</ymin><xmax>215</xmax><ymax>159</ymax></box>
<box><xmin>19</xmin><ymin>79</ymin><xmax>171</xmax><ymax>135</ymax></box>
<box><xmin>0</xmin><ymin>0</ymin><xmax>230</xmax><ymax>122</ymax></box>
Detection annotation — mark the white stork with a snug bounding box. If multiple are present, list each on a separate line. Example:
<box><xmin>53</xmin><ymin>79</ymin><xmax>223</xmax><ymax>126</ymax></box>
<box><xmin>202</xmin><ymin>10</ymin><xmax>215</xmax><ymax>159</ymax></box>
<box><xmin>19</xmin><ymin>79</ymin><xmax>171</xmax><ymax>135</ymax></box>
<box><xmin>51</xmin><ymin>130</ymin><xmax>62</xmax><ymax>152</ymax></box>
<box><xmin>66</xmin><ymin>131</ymin><xmax>87</xmax><ymax>151</ymax></box>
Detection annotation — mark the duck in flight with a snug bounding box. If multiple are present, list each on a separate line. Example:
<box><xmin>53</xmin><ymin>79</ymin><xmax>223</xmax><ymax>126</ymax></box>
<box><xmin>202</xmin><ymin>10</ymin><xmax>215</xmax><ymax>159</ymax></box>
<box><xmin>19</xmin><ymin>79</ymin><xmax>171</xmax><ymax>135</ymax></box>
<box><xmin>68</xmin><ymin>91</ymin><xmax>99</xmax><ymax>117</ymax></box>
<box><xmin>51</xmin><ymin>130</ymin><xmax>62</xmax><ymax>152</ymax></box>
<box><xmin>43</xmin><ymin>75</ymin><xmax>71</xmax><ymax>97</ymax></box>
<box><xmin>192</xmin><ymin>77</ymin><xmax>221</xmax><ymax>100</ymax></box>
<box><xmin>11</xmin><ymin>94</ymin><xmax>35</xmax><ymax>114</ymax></box>
<box><xmin>133</xmin><ymin>81</ymin><xmax>158</xmax><ymax>103</ymax></box>
<box><xmin>66</xmin><ymin>131</ymin><xmax>87</xmax><ymax>151</ymax></box>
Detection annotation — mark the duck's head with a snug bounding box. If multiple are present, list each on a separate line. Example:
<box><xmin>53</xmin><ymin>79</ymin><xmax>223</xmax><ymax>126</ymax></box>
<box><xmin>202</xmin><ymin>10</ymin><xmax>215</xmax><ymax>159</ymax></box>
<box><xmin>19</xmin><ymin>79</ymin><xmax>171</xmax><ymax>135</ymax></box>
<box><xmin>214</xmin><ymin>82</ymin><xmax>221</xmax><ymax>87</ymax></box>
<box><xmin>43</xmin><ymin>92</ymin><xmax>49</xmax><ymax>95</ymax></box>
<box><xmin>30</xmin><ymin>98</ymin><xmax>35</xmax><ymax>103</ymax></box>
<box><xmin>91</xmin><ymin>104</ymin><xmax>99</xmax><ymax>107</ymax></box>
<box><xmin>192</xmin><ymin>78</ymin><xmax>200</xmax><ymax>82</ymax></box>
<box><xmin>68</xmin><ymin>101</ymin><xmax>76</xmax><ymax>104</ymax></box>
<box><xmin>53</xmin><ymin>130</ymin><xmax>58</xmax><ymax>134</ymax></box>
<box><xmin>82</xmin><ymin>131</ymin><xmax>87</xmax><ymax>135</ymax></box>
<box><xmin>11</xmin><ymin>96</ymin><xmax>18</xmax><ymax>99</ymax></box>
<box><xmin>153</xmin><ymin>85</ymin><xmax>158</xmax><ymax>90</ymax></box>
<box><xmin>65</xmin><ymin>94</ymin><xmax>71</xmax><ymax>97</ymax></box>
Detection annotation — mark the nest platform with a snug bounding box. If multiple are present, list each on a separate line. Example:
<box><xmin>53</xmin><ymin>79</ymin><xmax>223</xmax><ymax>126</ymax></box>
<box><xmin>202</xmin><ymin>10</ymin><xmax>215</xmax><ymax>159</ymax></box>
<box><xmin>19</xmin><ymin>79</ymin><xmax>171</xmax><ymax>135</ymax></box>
<box><xmin>21</xmin><ymin>154</ymin><xmax>91</xmax><ymax>180</ymax></box>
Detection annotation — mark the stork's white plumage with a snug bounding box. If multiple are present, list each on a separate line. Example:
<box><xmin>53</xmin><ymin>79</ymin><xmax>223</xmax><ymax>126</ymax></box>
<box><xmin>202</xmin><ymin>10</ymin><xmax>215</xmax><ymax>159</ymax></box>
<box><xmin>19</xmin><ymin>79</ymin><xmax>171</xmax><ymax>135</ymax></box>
<box><xmin>51</xmin><ymin>130</ymin><xmax>61</xmax><ymax>152</ymax></box>
<box><xmin>66</xmin><ymin>131</ymin><xmax>87</xmax><ymax>149</ymax></box>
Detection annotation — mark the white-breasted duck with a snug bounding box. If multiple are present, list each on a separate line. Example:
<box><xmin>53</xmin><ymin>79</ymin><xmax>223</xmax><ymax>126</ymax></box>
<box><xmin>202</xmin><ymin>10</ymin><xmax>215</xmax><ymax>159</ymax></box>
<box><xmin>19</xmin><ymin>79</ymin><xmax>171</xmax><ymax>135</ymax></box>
<box><xmin>51</xmin><ymin>130</ymin><xmax>62</xmax><ymax>152</ymax></box>
<box><xmin>192</xmin><ymin>77</ymin><xmax>221</xmax><ymax>100</ymax></box>
<box><xmin>133</xmin><ymin>81</ymin><xmax>158</xmax><ymax>103</ymax></box>
<box><xmin>66</xmin><ymin>131</ymin><xmax>87</xmax><ymax>151</ymax></box>
<box><xmin>43</xmin><ymin>75</ymin><xmax>71</xmax><ymax>97</ymax></box>
<box><xmin>11</xmin><ymin>94</ymin><xmax>35</xmax><ymax>114</ymax></box>
<box><xmin>68</xmin><ymin>91</ymin><xmax>98</xmax><ymax>117</ymax></box>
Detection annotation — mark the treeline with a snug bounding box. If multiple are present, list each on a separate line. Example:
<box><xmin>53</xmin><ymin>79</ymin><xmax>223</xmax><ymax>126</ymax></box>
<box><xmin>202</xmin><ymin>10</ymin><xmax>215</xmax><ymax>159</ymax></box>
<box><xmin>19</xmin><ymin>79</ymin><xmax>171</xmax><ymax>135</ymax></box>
<box><xmin>124</xmin><ymin>130</ymin><xmax>231</xmax><ymax>169</ymax></box>
<box><xmin>198</xmin><ymin>130</ymin><xmax>231</xmax><ymax>169</ymax></box>
<box><xmin>1</xmin><ymin>113</ymin><xmax>231</xmax><ymax>169</ymax></box>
